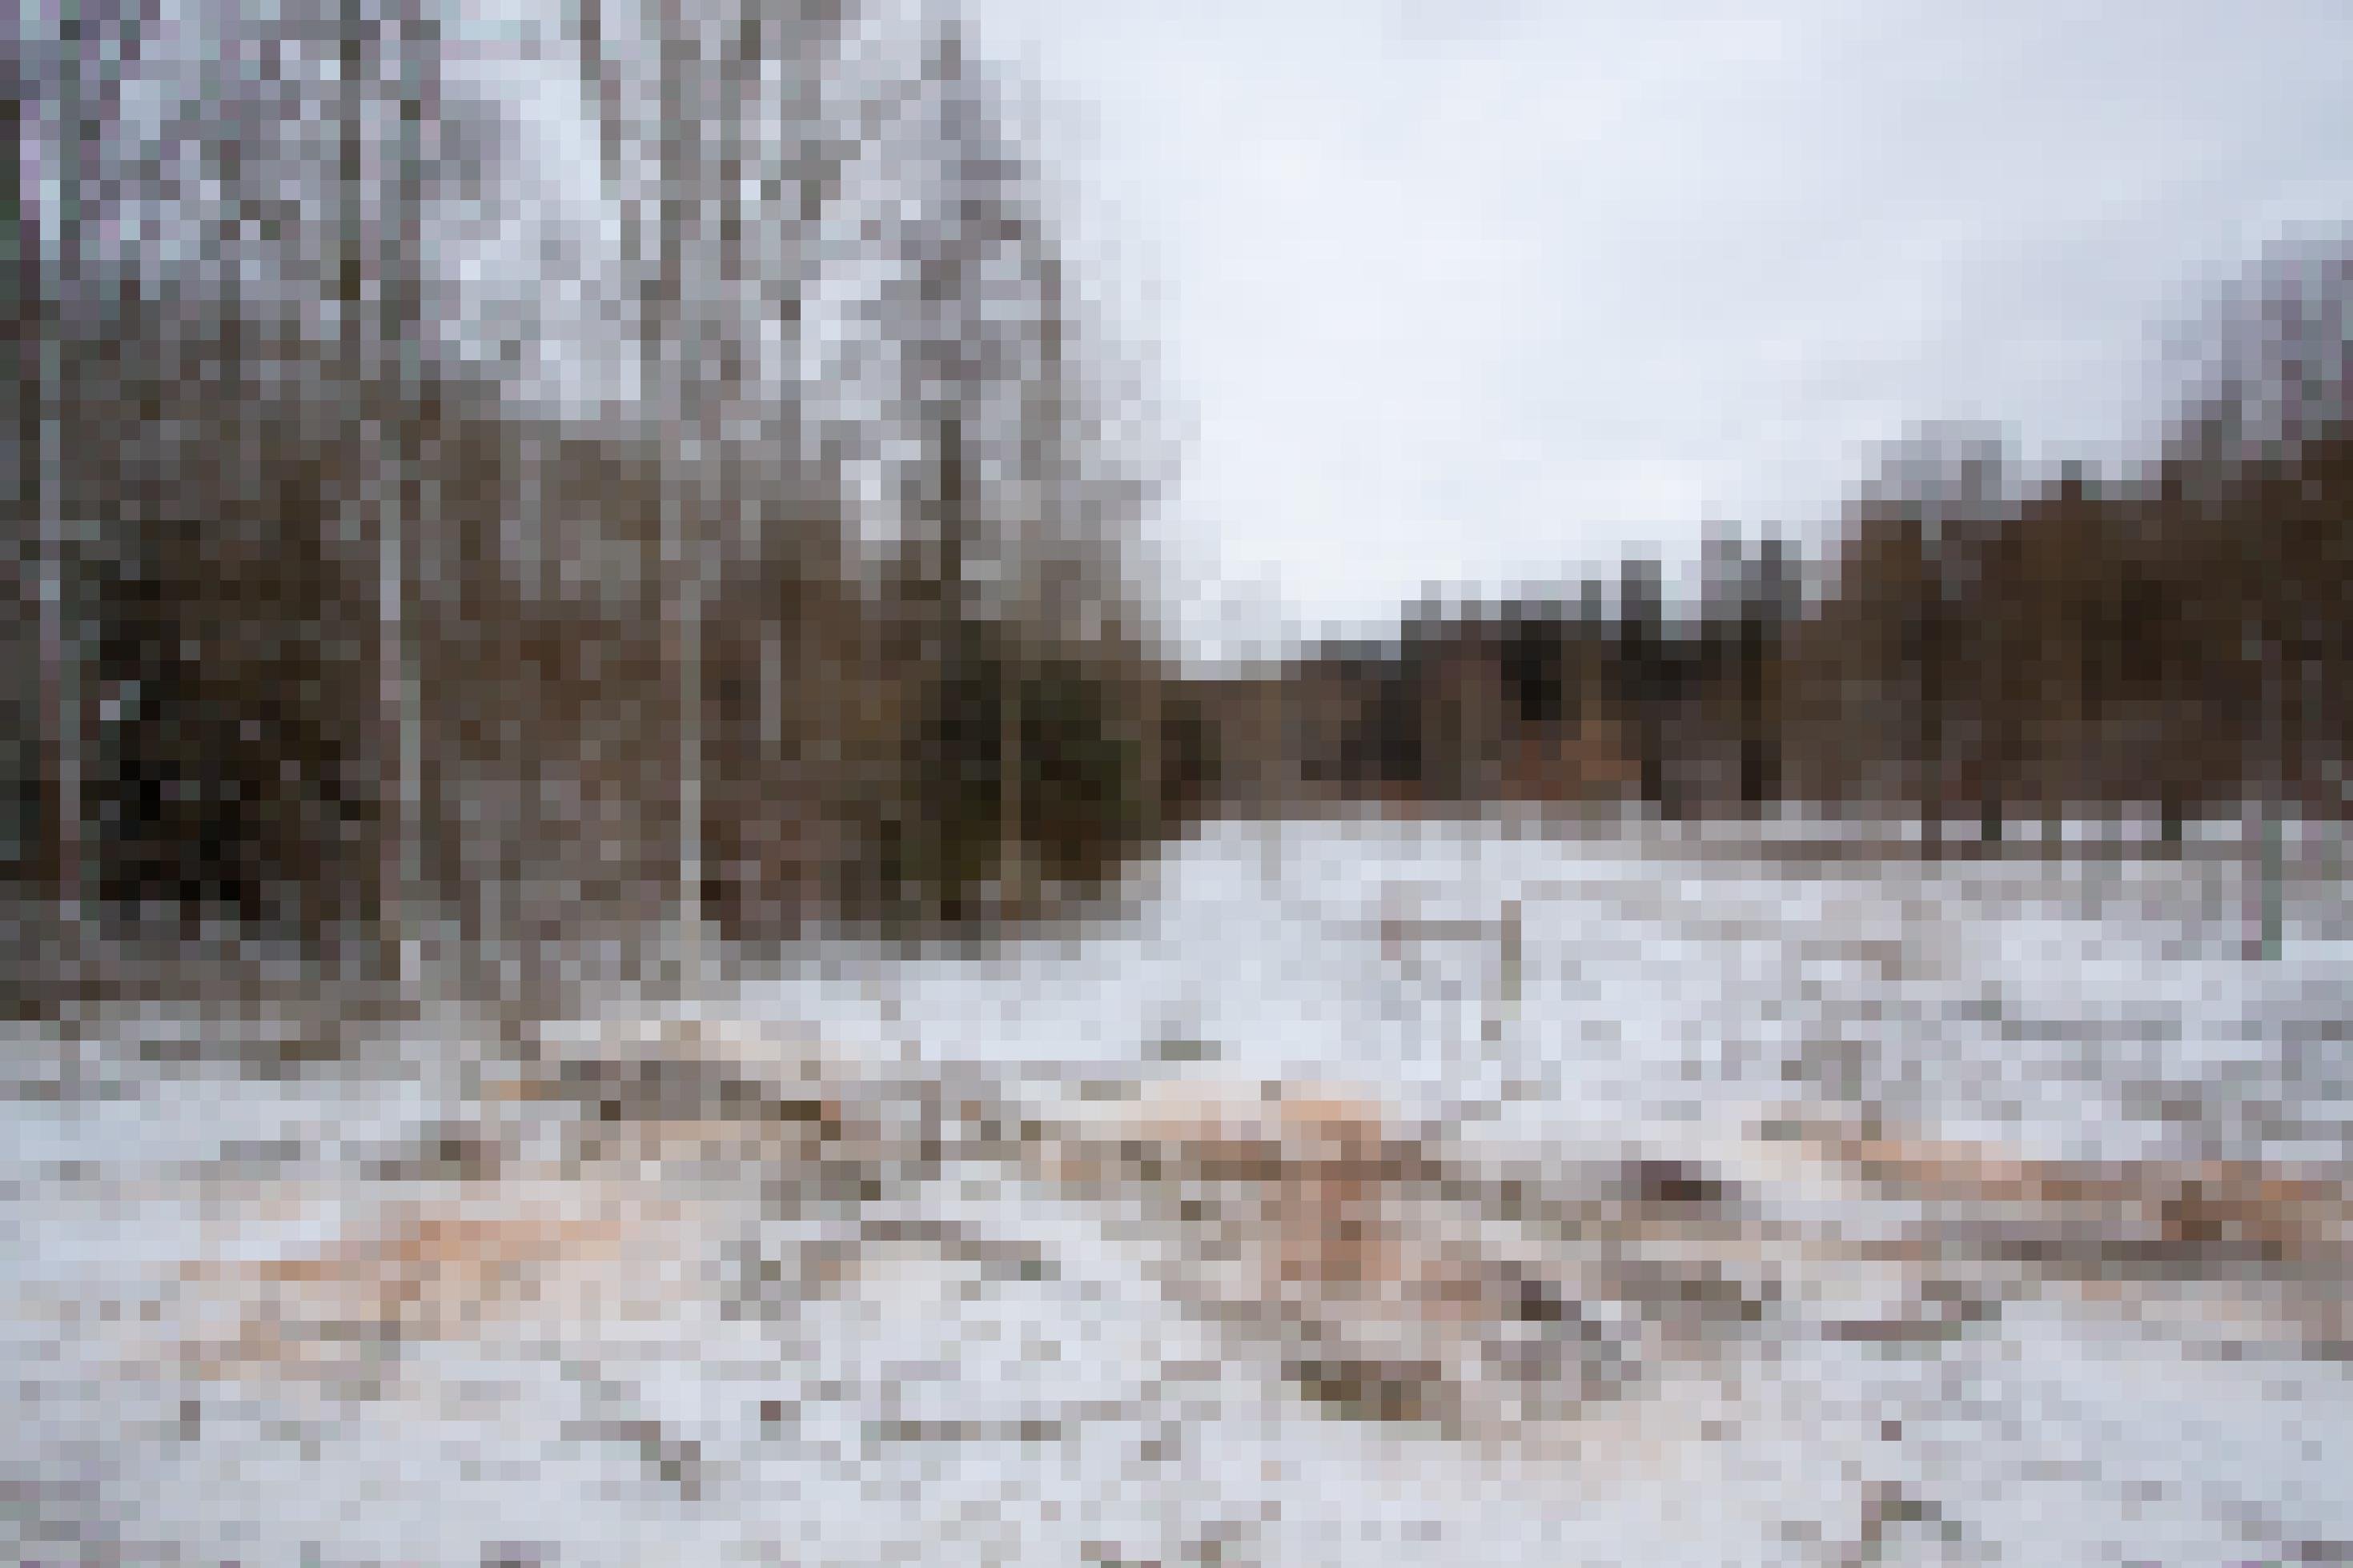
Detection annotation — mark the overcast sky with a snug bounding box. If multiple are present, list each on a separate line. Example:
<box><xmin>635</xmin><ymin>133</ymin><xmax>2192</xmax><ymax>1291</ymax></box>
<box><xmin>964</xmin><ymin>0</ymin><xmax>2353</xmax><ymax>660</ymax></box>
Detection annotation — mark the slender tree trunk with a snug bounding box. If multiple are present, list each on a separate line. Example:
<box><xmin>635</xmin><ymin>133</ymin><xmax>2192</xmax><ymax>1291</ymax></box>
<box><xmin>37</xmin><ymin>391</ymin><xmax>78</xmax><ymax>940</ymax></box>
<box><xmin>334</xmin><ymin>1</ymin><xmax>408</xmax><ymax>989</ymax></box>
<box><xmin>1140</xmin><ymin>662</ymin><xmax>1162</xmax><ymax>850</ymax></box>
<box><xmin>999</xmin><ymin>636</ymin><xmax>1026</xmax><ymax>918</ymax></box>
<box><xmin>651</xmin><ymin>0</ymin><xmax>702</xmax><ymax>985</ymax></box>
<box><xmin>37</xmin><ymin>18</ymin><xmax>85</xmax><ymax>955</ymax></box>
<box><xmin>378</xmin><ymin>4</ymin><xmax>428</xmax><ymax>999</ymax></box>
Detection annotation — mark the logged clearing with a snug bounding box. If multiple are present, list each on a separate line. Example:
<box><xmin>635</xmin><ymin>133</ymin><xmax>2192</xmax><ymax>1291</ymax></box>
<box><xmin>6</xmin><ymin>818</ymin><xmax>2351</xmax><ymax>1565</ymax></box>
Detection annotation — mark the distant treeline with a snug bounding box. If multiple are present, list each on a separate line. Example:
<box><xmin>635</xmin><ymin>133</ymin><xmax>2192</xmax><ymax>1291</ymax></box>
<box><xmin>1195</xmin><ymin>235</ymin><xmax>2351</xmax><ymax>838</ymax></box>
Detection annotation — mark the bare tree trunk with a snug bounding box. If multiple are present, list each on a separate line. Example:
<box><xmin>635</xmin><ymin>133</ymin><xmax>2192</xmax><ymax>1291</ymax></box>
<box><xmin>1140</xmin><ymin>662</ymin><xmax>1162</xmax><ymax>850</ymax></box>
<box><xmin>2247</xmin><ymin>662</ymin><xmax>2284</xmax><ymax>960</ymax></box>
<box><xmin>36</xmin><ymin>395</ymin><xmax>78</xmax><ymax>942</ymax></box>
<box><xmin>650</xmin><ymin>0</ymin><xmax>702</xmax><ymax>985</ymax></box>
<box><xmin>1000</xmin><ymin>636</ymin><xmax>1026</xmax><ymax>919</ymax></box>
<box><xmin>36</xmin><ymin>26</ymin><xmax>85</xmax><ymax>954</ymax></box>
<box><xmin>376</xmin><ymin>465</ymin><xmax>411</xmax><ymax>995</ymax></box>
<box><xmin>374</xmin><ymin>2</ymin><xmax>428</xmax><ymax>998</ymax></box>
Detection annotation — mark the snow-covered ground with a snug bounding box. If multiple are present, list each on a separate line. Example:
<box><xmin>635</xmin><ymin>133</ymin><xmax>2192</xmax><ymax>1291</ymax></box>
<box><xmin>6</xmin><ymin>816</ymin><xmax>2350</xmax><ymax>1566</ymax></box>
